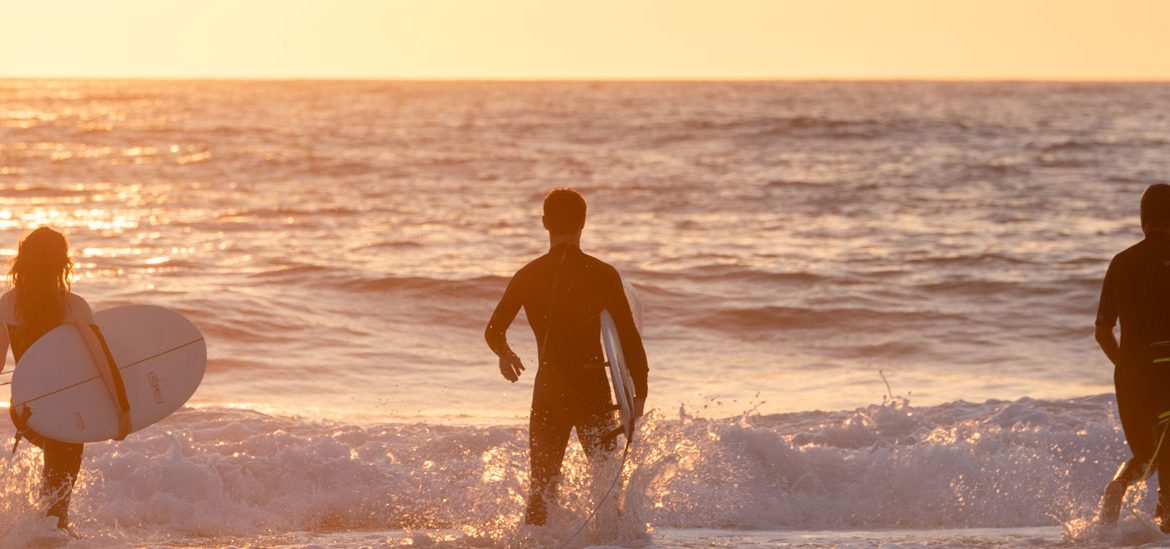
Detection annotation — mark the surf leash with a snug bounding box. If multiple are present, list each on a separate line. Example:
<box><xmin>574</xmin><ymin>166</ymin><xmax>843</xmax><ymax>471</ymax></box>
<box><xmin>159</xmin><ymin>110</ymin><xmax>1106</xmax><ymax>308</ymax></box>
<box><xmin>560</xmin><ymin>434</ymin><xmax>633</xmax><ymax>548</ymax></box>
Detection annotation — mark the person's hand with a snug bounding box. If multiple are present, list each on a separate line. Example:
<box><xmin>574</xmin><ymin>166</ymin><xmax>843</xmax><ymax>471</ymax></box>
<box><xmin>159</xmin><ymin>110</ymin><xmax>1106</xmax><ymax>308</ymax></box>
<box><xmin>499</xmin><ymin>352</ymin><xmax>525</xmax><ymax>382</ymax></box>
<box><xmin>633</xmin><ymin>396</ymin><xmax>646</xmax><ymax>420</ymax></box>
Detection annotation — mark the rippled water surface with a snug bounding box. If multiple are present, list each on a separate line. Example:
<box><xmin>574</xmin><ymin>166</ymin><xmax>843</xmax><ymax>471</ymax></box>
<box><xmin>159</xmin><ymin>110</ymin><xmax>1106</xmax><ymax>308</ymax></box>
<box><xmin>4</xmin><ymin>80</ymin><xmax>1169</xmax><ymax>421</ymax></box>
<box><xmin>0</xmin><ymin>80</ymin><xmax>1168</xmax><ymax>545</ymax></box>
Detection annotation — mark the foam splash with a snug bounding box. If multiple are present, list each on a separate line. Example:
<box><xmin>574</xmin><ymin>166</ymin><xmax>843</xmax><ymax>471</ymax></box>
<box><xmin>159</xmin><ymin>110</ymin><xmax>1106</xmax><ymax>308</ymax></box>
<box><xmin>0</xmin><ymin>393</ymin><xmax>1136</xmax><ymax>546</ymax></box>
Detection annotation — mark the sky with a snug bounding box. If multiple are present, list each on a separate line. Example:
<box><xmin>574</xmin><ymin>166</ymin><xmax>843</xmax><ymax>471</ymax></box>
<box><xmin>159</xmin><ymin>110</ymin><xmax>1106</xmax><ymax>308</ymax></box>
<box><xmin>1</xmin><ymin>0</ymin><xmax>1168</xmax><ymax>80</ymax></box>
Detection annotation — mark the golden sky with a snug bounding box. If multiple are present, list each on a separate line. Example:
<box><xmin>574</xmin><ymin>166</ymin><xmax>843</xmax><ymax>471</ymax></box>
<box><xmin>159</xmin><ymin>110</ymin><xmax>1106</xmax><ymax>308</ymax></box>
<box><xmin>2</xmin><ymin>0</ymin><xmax>1168</xmax><ymax>80</ymax></box>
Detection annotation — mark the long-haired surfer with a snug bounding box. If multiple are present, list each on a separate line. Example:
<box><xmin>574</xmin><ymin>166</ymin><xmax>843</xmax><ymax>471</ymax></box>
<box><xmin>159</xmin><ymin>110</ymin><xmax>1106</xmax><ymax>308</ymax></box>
<box><xmin>1096</xmin><ymin>184</ymin><xmax>1170</xmax><ymax>529</ymax></box>
<box><xmin>0</xmin><ymin>227</ymin><xmax>130</xmax><ymax>531</ymax></box>
<box><xmin>485</xmin><ymin>188</ymin><xmax>648</xmax><ymax>526</ymax></box>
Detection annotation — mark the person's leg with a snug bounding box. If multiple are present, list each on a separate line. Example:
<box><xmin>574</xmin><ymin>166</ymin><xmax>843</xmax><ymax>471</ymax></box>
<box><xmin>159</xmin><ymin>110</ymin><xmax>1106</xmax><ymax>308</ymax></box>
<box><xmin>575</xmin><ymin>407</ymin><xmax>621</xmax><ymax>539</ymax></box>
<box><xmin>577</xmin><ymin>407</ymin><xmax>619</xmax><ymax>463</ymax></box>
<box><xmin>527</xmin><ymin>395</ymin><xmax>573</xmax><ymax>525</ymax></box>
<box><xmin>577</xmin><ymin>407</ymin><xmax>620</xmax><ymax>506</ymax></box>
<box><xmin>1151</xmin><ymin>382</ymin><xmax>1170</xmax><ymax>531</ymax></box>
<box><xmin>41</xmin><ymin>439</ymin><xmax>84</xmax><ymax>529</ymax></box>
<box><xmin>1103</xmin><ymin>379</ymin><xmax>1157</xmax><ymax>523</ymax></box>
<box><xmin>1154</xmin><ymin>417</ymin><xmax>1170</xmax><ymax>531</ymax></box>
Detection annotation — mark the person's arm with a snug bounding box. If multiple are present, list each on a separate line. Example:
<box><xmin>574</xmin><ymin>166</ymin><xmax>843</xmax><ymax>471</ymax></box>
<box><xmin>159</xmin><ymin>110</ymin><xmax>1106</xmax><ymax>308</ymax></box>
<box><xmin>486</xmin><ymin>273</ymin><xmax>525</xmax><ymax>382</ymax></box>
<box><xmin>1096</xmin><ymin>326</ymin><xmax>1121</xmax><ymax>368</ymax></box>
<box><xmin>608</xmin><ymin>271</ymin><xmax>648</xmax><ymax>418</ymax></box>
<box><xmin>70</xmin><ymin>298</ymin><xmax>132</xmax><ymax>439</ymax></box>
<box><xmin>0</xmin><ymin>318</ymin><xmax>8</xmax><ymax>374</ymax></box>
<box><xmin>1096</xmin><ymin>259</ymin><xmax>1122</xmax><ymax>368</ymax></box>
<box><xmin>0</xmin><ymin>293</ymin><xmax>11</xmax><ymax>373</ymax></box>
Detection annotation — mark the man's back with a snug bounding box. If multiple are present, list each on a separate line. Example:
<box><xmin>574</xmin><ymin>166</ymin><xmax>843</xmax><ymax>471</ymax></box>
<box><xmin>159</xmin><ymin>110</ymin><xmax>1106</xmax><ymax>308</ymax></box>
<box><xmin>486</xmin><ymin>244</ymin><xmax>648</xmax><ymax>398</ymax></box>
<box><xmin>1098</xmin><ymin>235</ymin><xmax>1170</xmax><ymax>367</ymax></box>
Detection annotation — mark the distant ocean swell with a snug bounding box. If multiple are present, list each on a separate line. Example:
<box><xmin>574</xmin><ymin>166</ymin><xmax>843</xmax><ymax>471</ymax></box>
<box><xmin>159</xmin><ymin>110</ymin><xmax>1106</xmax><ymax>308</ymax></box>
<box><xmin>4</xmin><ymin>81</ymin><xmax>1170</xmax><ymax>544</ymax></box>
<box><xmin>223</xmin><ymin>264</ymin><xmax>1104</xmax><ymax>345</ymax></box>
<box><xmin>0</xmin><ymin>395</ymin><xmax>1123</xmax><ymax>543</ymax></box>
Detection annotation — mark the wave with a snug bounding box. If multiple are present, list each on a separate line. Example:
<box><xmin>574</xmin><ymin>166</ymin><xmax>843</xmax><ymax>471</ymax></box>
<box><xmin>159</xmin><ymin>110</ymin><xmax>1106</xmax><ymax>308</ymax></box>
<box><xmin>1038</xmin><ymin>137</ymin><xmax>1170</xmax><ymax>153</ymax></box>
<box><xmin>0</xmin><ymin>394</ymin><xmax>1122</xmax><ymax>544</ymax></box>
<box><xmin>693</xmin><ymin>305</ymin><xmax>963</xmax><ymax>332</ymax></box>
<box><xmin>332</xmin><ymin>275</ymin><xmax>508</xmax><ymax>301</ymax></box>
<box><xmin>676</xmin><ymin>116</ymin><xmax>887</xmax><ymax>142</ymax></box>
<box><xmin>765</xmin><ymin>178</ymin><xmax>839</xmax><ymax>188</ymax></box>
<box><xmin>649</xmin><ymin>115</ymin><xmax>991</xmax><ymax>145</ymax></box>
<box><xmin>353</xmin><ymin>240</ymin><xmax>425</xmax><ymax>250</ymax></box>
<box><xmin>633</xmin><ymin>264</ymin><xmax>830</xmax><ymax>286</ymax></box>
<box><xmin>242</xmin><ymin>266</ymin><xmax>510</xmax><ymax>300</ymax></box>
<box><xmin>0</xmin><ymin>184</ymin><xmax>92</xmax><ymax>198</ymax></box>
<box><xmin>216</xmin><ymin>206</ymin><xmax>364</xmax><ymax>220</ymax></box>
<box><xmin>905</xmin><ymin>252</ymin><xmax>1040</xmax><ymax>267</ymax></box>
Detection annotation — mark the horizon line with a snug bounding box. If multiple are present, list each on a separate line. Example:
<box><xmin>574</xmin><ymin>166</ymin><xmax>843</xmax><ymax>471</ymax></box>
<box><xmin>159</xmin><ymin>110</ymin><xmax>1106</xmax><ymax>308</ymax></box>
<box><xmin>3</xmin><ymin>75</ymin><xmax>1170</xmax><ymax>84</ymax></box>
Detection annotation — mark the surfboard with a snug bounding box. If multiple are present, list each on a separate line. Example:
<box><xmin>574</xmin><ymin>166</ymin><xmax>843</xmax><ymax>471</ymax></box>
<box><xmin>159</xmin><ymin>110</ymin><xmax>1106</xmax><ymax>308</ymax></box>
<box><xmin>600</xmin><ymin>280</ymin><xmax>643</xmax><ymax>443</ymax></box>
<box><xmin>11</xmin><ymin>305</ymin><xmax>206</xmax><ymax>443</ymax></box>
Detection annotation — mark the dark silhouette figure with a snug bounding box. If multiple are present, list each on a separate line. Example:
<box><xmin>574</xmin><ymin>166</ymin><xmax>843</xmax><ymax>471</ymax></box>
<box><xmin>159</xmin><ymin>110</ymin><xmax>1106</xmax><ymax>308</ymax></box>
<box><xmin>485</xmin><ymin>188</ymin><xmax>648</xmax><ymax>525</ymax></box>
<box><xmin>1097</xmin><ymin>184</ymin><xmax>1170</xmax><ymax>530</ymax></box>
<box><xmin>0</xmin><ymin>227</ymin><xmax>130</xmax><ymax>530</ymax></box>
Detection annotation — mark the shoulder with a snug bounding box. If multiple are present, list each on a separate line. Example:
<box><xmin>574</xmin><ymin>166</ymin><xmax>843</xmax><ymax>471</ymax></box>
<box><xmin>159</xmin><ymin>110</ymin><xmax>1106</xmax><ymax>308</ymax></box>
<box><xmin>501</xmin><ymin>256</ymin><xmax>543</xmax><ymax>295</ymax></box>
<box><xmin>1109</xmin><ymin>241</ymin><xmax>1148</xmax><ymax>269</ymax></box>
<box><xmin>64</xmin><ymin>293</ymin><xmax>94</xmax><ymax>322</ymax></box>
<box><xmin>515</xmin><ymin>253</ymin><xmax>551</xmax><ymax>279</ymax></box>
<box><xmin>1104</xmin><ymin>239</ymin><xmax>1170</xmax><ymax>288</ymax></box>
<box><xmin>0</xmin><ymin>291</ymin><xmax>13</xmax><ymax>323</ymax></box>
<box><xmin>580</xmin><ymin>252</ymin><xmax>620</xmax><ymax>279</ymax></box>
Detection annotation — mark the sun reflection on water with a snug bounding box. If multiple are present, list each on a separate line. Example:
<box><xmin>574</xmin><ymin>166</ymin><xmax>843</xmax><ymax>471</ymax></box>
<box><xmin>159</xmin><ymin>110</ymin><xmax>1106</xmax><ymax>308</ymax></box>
<box><xmin>0</xmin><ymin>181</ymin><xmax>220</xmax><ymax>288</ymax></box>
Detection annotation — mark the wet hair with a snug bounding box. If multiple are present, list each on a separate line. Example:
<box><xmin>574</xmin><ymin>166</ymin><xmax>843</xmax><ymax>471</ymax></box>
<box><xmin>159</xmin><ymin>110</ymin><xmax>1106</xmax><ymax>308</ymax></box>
<box><xmin>9</xmin><ymin>227</ymin><xmax>72</xmax><ymax>337</ymax></box>
<box><xmin>1142</xmin><ymin>184</ymin><xmax>1170</xmax><ymax>230</ymax></box>
<box><xmin>542</xmin><ymin>188</ymin><xmax>587</xmax><ymax>235</ymax></box>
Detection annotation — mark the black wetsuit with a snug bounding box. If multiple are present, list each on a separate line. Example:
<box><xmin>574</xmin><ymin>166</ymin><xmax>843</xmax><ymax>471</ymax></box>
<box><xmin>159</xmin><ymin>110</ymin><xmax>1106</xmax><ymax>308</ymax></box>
<box><xmin>7</xmin><ymin>323</ymin><xmax>84</xmax><ymax>529</ymax></box>
<box><xmin>486</xmin><ymin>243</ymin><xmax>648</xmax><ymax>525</ymax></box>
<box><xmin>1097</xmin><ymin>234</ymin><xmax>1170</xmax><ymax>507</ymax></box>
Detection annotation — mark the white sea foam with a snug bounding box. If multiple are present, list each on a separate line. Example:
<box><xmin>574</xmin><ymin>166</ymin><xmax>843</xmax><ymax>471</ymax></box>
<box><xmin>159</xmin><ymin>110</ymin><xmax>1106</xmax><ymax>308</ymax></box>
<box><xmin>0</xmin><ymin>393</ymin><xmax>1137</xmax><ymax>546</ymax></box>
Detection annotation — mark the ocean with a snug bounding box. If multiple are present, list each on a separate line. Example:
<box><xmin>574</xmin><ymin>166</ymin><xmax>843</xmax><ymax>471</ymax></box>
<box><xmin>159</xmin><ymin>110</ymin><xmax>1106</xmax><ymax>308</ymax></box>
<box><xmin>0</xmin><ymin>80</ymin><xmax>1168</xmax><ymax>547</ymax></box>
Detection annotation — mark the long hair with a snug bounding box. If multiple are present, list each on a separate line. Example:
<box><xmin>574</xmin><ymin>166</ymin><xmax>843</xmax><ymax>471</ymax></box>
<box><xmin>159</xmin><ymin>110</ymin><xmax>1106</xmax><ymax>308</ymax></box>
<box><xmin>9</xmin><ymin>227</ymin><xmax>72</xmax><ymax>337</ymax></box>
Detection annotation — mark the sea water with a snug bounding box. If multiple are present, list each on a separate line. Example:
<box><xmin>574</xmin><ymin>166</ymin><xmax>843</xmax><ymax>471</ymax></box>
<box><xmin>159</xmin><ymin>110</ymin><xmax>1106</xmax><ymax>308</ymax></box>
<box><xmin>0</xmin><ymin>80</ymin><xmax>1168</xmax><ymax>547</ymax></box>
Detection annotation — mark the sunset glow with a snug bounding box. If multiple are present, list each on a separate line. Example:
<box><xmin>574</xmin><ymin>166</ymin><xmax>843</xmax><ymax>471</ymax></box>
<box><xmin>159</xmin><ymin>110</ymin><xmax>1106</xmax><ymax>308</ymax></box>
<box><xmin>1</xmin><ymin>0</ymin><xmax>1168</xmax><ymax>80</ymax></box>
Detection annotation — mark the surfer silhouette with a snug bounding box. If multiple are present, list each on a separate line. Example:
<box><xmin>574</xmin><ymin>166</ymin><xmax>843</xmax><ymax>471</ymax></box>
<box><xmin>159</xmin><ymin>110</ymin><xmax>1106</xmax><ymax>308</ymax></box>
<box><xmin>485</xmin><ymin>188</ymin><xmax>648</xmax><ymax>525</ymax></box>
<box><xmin>0</xmin><ymin>227</ymin><xmax>131</xmax><ymax>531</ymax></box>
<box><xmin>1096</xmin><ymin>184</ymin><xmax>1170</xmax><ymax>530</ymax></box>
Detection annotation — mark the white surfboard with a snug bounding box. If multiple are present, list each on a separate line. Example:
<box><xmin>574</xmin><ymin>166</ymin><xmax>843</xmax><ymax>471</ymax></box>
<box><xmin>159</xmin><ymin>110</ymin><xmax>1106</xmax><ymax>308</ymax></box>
<box><xmin>600</xmin><ymin>280</ymin><xmax>643</xmax><ymax>443</ymax></box>
<box><xmin>12</xmin><ymin>305</ymin><xmax>206</xmax><ymax>443</ymax></box>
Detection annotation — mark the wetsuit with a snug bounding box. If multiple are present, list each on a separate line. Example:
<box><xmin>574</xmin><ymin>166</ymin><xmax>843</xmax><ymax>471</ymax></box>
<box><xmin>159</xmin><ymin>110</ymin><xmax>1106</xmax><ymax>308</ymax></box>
<box><xmin>1097</xmin><ymin>234</ymin><xmax>1170</xmax><ymax>512</ymax></box>
<box><xmin>486</xmin><ymin>243</ymin><xmax>648</xmax><ymax>525</ymax></box>
<box><xmin>1</xmin><ymin>292</ymin><xmax>89</xmax><ymax>529</ymax></box>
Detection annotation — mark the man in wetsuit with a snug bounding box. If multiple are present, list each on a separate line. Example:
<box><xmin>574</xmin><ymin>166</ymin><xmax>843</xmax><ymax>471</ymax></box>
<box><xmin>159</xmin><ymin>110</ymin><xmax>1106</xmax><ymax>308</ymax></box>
<box><xmin>1097</xmin><ymin>184</ymin><xmax>1170</xmax><ymax>529</ymax></box>
<box><xmin>485</xmin><ymin>188</ymin><xmax>648</xmax><ymax>525</ymax></box>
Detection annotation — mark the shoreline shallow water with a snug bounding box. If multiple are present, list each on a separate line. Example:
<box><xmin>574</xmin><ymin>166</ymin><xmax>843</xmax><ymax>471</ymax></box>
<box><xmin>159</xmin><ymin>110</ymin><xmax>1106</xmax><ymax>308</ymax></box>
<box><xmin>0</xmin><ymin>393</ymin><xmax>1144</xmax><ymax>547</ymax></box>
<box><xmin>59</xmin><ymin>525</ymin><xmax>1069</xmax><ymax>548</ymax></box>
<box><xmin>2</xmin><ymin>80</ymin><xmax>1170</xmax><ymax>546</ymax></box>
